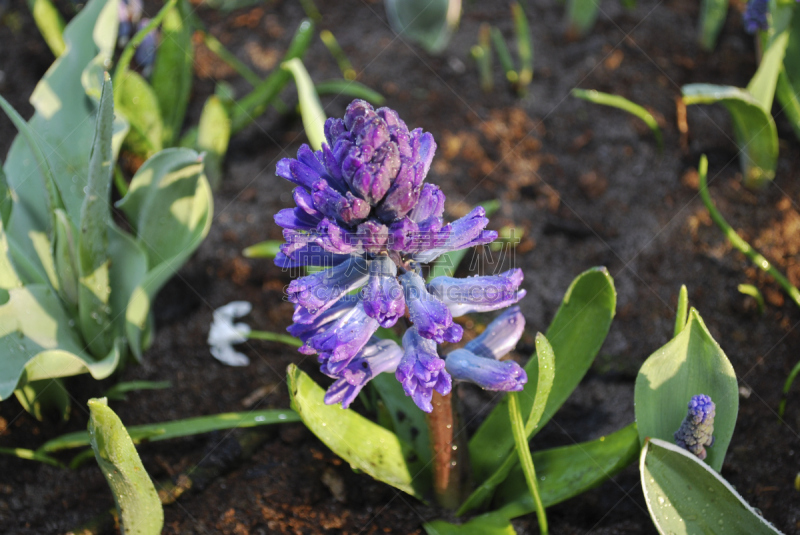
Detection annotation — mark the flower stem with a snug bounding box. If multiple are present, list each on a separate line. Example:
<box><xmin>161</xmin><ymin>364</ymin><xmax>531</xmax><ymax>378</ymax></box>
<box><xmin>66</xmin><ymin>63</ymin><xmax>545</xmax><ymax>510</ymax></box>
<box><xmin>427</xmin><ymin>391</ymin><xmax>468</xmax><ymax>509</ymax></box>
<box><xmin>508</xmin><ymin>391</ymin><xmax>548</xmax><ymax>535</ymax></box>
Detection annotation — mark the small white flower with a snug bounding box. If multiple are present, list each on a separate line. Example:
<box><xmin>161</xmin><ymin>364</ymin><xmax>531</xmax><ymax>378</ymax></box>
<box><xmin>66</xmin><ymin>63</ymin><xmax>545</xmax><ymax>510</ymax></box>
<box><xmin>208</xmin><ymin>301</ymin><xmax>253</xmax><ymax>366</ymax></box>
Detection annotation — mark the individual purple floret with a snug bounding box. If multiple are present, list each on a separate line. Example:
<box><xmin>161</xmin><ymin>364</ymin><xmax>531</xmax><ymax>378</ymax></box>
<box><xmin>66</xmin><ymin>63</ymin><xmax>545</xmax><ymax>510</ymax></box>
<box><xmin>674</xmin><ymin>394</ymin><xmax>716</xmax><ymax>460</ymax></box>
<box><xmin>743</xmin><ymin>0</ymin><xmax>769</xmax><ymax>34</ymax></box>
<box><xmin>275</xmin><ymin>100</ymin><xmax>524</xmax><ymax>412</ymax></box>
<box><xmin>445</xmin><ymin>308</ymin><xmax>527</xmax><ymax>390</ymax></box>
<box><xmin>428</xmin><ymin>268</ymin><xmax>526</xmax><ymax>317</ymax></box>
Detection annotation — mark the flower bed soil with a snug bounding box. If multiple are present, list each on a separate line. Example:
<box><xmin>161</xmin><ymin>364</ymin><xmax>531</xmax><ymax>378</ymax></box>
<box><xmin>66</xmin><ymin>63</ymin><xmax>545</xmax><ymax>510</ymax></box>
<box><xmin>1</xmin><ymin>0</ymin><xmax>800</xmax><ymax>533</ymax></box>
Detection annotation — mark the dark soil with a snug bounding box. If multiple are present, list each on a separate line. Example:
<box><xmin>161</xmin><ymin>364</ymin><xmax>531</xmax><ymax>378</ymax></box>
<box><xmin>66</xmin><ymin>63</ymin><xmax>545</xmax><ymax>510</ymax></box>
<box><xmin>2</xmin><ymin>0</ymin><xmax>800</xmax><ymax>533</ymax></box>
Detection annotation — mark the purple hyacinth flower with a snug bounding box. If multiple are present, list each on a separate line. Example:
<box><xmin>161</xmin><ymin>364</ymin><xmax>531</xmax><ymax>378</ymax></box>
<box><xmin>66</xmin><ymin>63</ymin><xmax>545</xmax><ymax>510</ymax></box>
<box><xmin>399</xmin><ymin>271</ymin><xmax>463</xmax><ymax>343</ymax></box>
<box><xmin>133</xmin><ymin>19</ymin><xmax>158</xmax><ymax>71</ymax></box>
<box><xmin>396</xmin><ymin>328</ymin><xmax>451</xmax><ymax>413</ymax></box>
<box><xmin>362</xmin><ymin>255</ymin><xmax>405</xmax><ymax>327</ymax></box>
<box><xmin>273</xmin><ymin>100</ymin><xmax>535</xmax><ymax>411</ymax></box>
<box><xmin>428</xmin><ymin>268</ymin><xmax>526</xmax><ymax>317</ymax></box>
<box><xmin>324</xmin><ymin>339</ymin><xmax>403</xmax><ymax>408</ymax></box>
<box><xmin>743</xmin><ymin>0</ymin><xmax>769</xmax><ymax>34</ymax></box>
<box><xmin>287</xmin><ymin>256</ymin><xmax>368</xmax><ymax>316</ymax></box>
<box><xmin>305</xmin><ymin>301</ymin><xmax>379</xmax><ymax>376</ymax></box>
<box><xmin>464</xmin><ymin>306</ymin><xmax>526</xmax><ymax>360</ymax></box>
<box><xmin>118</xmin><ymin>0</ymin><xmax>143</xmax><ymax>44</ymax></box>
<box><xmin>445</xmin><ymin>349</ymin><xmax>527</xmax><ymax>391</ymax></box>
<box><xmin>674</xmin><ymin>394</ymin><xmax>716</xmax><ymax>460</ymax></box>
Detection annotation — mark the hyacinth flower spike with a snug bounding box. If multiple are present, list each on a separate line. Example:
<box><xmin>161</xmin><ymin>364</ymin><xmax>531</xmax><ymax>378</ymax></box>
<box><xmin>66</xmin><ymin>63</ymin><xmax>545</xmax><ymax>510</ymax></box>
<box><xmin>275</xmin><ymin>99</ymin><xmax>527</xmax><ymax>412</ymax></box>
<box><xmin>674</xmin><ymin>394</ymin><xmax>716</xmax><ymax>460</ymax></box>
<box><xmin>743</xmin><ymin>0</ymin><xmax>768</xmax><ymax>34</ymax></box>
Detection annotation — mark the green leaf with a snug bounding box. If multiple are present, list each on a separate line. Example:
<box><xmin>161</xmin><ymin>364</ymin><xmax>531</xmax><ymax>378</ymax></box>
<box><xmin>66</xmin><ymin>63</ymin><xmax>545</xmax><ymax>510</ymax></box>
<box><xmin>78</xmin><ymin>74</ymin><xmax>114</xmax><ymax>358</ymax></box>
<box><xmin>4</xmin><ymin>0</ymin><xmax>121</xmax><ymax>230</ymax></box>
<box><xmin>14</xmin><ymin>377</ymin><xmax>70</xmax><ymax>422</ymax></box>
<box><xmin>287</xmin><ymin>364</ymin><xmax>426</xmax><ymax>499</ymax></box>
<box><xmin>458</xmin><ymin>333</ymin><xmax>555</xmax><ymax>515</ymax></box>
<box><xmin>115</xmin><ymin>70</ymin><xmax>164</xmax><ymax>159</ymax></box>
<box><xmin>242</xmin><ymin>240</ymin><xmax>282</xmax><ymax>258</ymax></box>
<box><xmin>682</xmin><ymin>84</ymin><xmax>778</xmax><ymax>189</ymax></box>
<box><xmin>0</xmin><ymin>446</ymin><xmax>63</xmax><ymax>467</ymax></box>
<box><xmin>492</xmin><ymin>423</ymin><xmax>640</xmax><ymax>518</ymax></box>
<box><xmin>746</xmin><ymin>4</ymin><xmax>793</xmax><ymax>111</ymax></box>
<box><xmin>53</xmin><ymin>209</ymin><xmax>79</xmax><ymax>309</ymax></box>
<box><xmin>0</xmin><ymin>285</ymin><xmax>119</xmax><ymax>400</ymax></box>
<box><xmin>634</xmin><ymin>308</ymin><xmax>738</xmax><ymax>472</ymax></box>
<box><xmin>315</xmin><ymin>79</ymin><xmax>386</xmax><ymax>105</ymax></box>
<box><xmin>698</xmin><ymin>0</ymin><xmax>728</xmax><ymax>51</ymax></box>
<box><xmin>424</xmin><ymin>511</ymin><xmax>517</xmax><ymax>535</ymax></box>
<box><xmin>0</xmin><ymin>161</ymin><xmax>11</xmax><ymax>229</ymax></box>
<box><xmin>40</xmin><ymin>408</ymin><xmax>299</xmax><ymax>452</ymax></box>
<box><xmin>776</xmin><ymin>68</ymin><xmax>800</xmax><ymax>142</ymax></box>
<box><xmin>508</xmin><ymin>390</ymin><xmax>548</xmax><ymax>533</ymax></box>
<box><xmin>572</xmin><ymin>89</ymin><xmax>663</xmax><ymax>151</ymax></box>
<box><xmin>674</xmin><ymin>284</ymin><xmax>688</xmax><ymax>337</ymax></box>
<box><xmin>116</xmin><ymin>149</ymin><xmax>213</xmax><ymax>359</ymax></box>
<box><xmin>778</xmin><ymin>7</ymin><xmax>800</xmax><ymax>141</ymax></box>
<box><xmin>282</xmin><ymin>58</ymin><xmax>327</xmax><ymax>151</ymax></box>
<box><xmin>150</xmin><ymin>0</ymin><xmax>194</xmax><ymax>146</ymax></box>
<box><xmin>231</xmin><ymin>19</ymin><xmax>315</xmax><ymax>133</ymax></box>
<box><xmin>87</xmin><ymin>398</ymin><xmax>164</xmax><ymax>535</ymax></box>
<box><xmin>371</xmin><ymin>373</ymin><xmax>433</xmax><ymax>471</ymax></box>
<box><xmin>27</xmin><ymin>0</ymin><xmax>66</xmax><ymax>57</ymax></box>
<box><xmin>512</xmin><ymin>2</ymin><xmax>533</xmax><ymax>94</ymax></box>
<box><xmin>385</xmin><ymin>0</ymin><xmax>461</xmax><ymax>54</ymax></box>
<box><xmin>565</xmin><ymin>0</ymin><xmax>600</xmax><ymax>37</ymax></box>
<box><xmin>196</xmin><ymin>95</ymin><xmax>231</xmax><ymax>190</ymax></box>
<box><xmin>103</xmin><ymin>380</ymin><xmax>171</xmax><ymax>401</ymax></box>
<box><xmin>641</xmin><ymin>438</ymin><xmax>782</xmax><ymax>534</ymax></box>
<box><xmin>470</xmin><ymin>267</ymin><xmax>616</xmax><ymax>482</ymax></box>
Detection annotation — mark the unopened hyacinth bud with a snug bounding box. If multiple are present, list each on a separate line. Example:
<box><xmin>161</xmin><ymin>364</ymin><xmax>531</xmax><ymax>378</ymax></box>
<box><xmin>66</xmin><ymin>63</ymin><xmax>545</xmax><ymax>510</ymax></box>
<box><xmin>275</xmin><ymin>99</ymin><xmax>526</xmax><ymax>412</ymax></box>
<box><xmin>743</xmin><ymin>0</ymin><xmax>769</xmax><ymax>34</ymax></box>
<box><xmin>674</xmin><ymin>394</ymin><xmax>716</xmax><ymax>460</ymax></box>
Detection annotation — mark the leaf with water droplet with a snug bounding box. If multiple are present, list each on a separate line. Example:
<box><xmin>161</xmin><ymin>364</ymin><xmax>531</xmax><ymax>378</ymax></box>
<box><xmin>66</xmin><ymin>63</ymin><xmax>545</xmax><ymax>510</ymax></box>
<box><xmin>641</xmin><ymin>438</ymin><xmax>782</xmax><ymax>534</ymax></box>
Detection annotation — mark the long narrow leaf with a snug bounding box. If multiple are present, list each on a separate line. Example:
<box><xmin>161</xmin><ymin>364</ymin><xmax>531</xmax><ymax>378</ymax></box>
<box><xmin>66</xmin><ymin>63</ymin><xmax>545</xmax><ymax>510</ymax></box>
<box><xmin>40</xmin><ymin>408</ymin><xmax>300</xmax><ymax>452</ymax></box>
<box><xmin>315</xmin><ymin>80</ymin><xmax>386</xmax><ymax>105</ymax></box>
<box><xmin>572</xmin><ymin>89</ymin><xmax>663</xmax><ymax>150</ymax></box>
<box><xmin>27</xmin><ymin>0</ymin><xmax>66</xmax><ymax>57</ymax></box>
<box><xmin>698</xmin><ymin>0</ymin><xmax>728</xmax><ymax>51</ymax></box>
<box><xmin>231</xmin><ymin>19</ymin><xmax>315</xmax><ymax>133</ymax></box>
<box><xmin>283</xmin><ymin>58</ymin><xmax>327</xmax><ymax>151</ymax></box>
<box><xmin>78</xmin><ymin>74</ymin><xmax>114</xmax><ymax>358</ymax></box>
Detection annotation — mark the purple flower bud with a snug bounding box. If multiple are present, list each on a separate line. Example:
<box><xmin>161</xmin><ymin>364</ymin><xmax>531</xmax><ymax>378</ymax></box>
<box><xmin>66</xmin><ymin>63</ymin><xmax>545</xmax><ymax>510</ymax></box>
<box><xmin>464</xmin><ymin>306</ymin><xmax>526</xmax><ymax>360</ymax></box>
<box><xmin>399</xmin><ymin>271</ymin><xmax>463</xmax><ymax>344</ymax></box>
<box><xmin>445</xmin><ymin>349</ymin><xmax>527</xmax><ymax>391</ymax></box>
<box><xmin>428</xmin><ymin>268</ymin><xmax>526</xmax><ymax>317</ymax></box>
<box><xmin>316</xmin><ymin>219</ymin><xmax>362</xmax><ymax>254</ymax></box>
<box><xmin>743</xmin><ymin>0</ymin><xmax>769</xmax><ymax>34</ymax></box>
<box><xmin>287</xmin><ymin>256</ymin><xmax>368</xmax><ymax>315</ymax></box>
<box><xmin>312</xmin><ymin>180</ymin><xmax>370</xmax><ymax>226</ymax></box>
<box><xmin>674</xmin><ymin>394</ymin><xmax>716</xmax><ymax>460</ymax></box>
<box><xmin>356</xmin><ymin>220</ymin><xmax>389</xmax><ymax>253</ymax></box>
<box><xmin>324</xmin><ymin>339</ymin><xmax>403</xmax><ymax>408</ymax></box>
<box><xmin>409</xmin><ymin>183</ymin><xmax>445</xmax><ymax>222</ymax></box>
<box><xmin>396</xmin><ymin>328</ymin><xmax>451</xmax><ymax>412</ymax></box>
<box><xmin>305</xmin><ymin>301</ymin><xmax>379</xmax><ymax>376</ymax></box>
